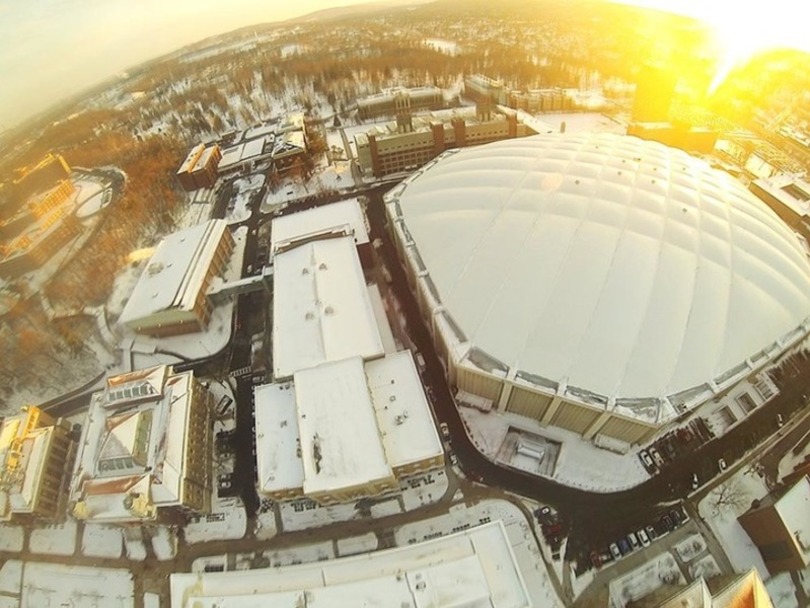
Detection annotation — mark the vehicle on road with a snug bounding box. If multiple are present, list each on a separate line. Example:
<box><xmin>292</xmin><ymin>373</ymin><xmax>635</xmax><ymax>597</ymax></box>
<box><xmin>691</xmin><ymin>473</ymin><xmax>700</xmax><ymax>490</ymax></box>
<box><xmin>439</xmin><ymin>422</ymin><xmax>450</xmax><ymax>439</ymax></box>
<box><xmin>449</xmin><ymin>452</ymin><xmax>458</xmax><ymax>466</ymax></box>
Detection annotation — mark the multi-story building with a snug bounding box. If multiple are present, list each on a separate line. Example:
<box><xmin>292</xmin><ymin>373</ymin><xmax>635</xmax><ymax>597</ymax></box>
<box><xmin>355</xmin><ymin>105</ymin><xmax>537</xmax><ymax>178</ymax></box>
<box><xmin>254</xmin><ymin>351</ymin><xmax>444</xmax><ymax>504</ymax></box>
<box><xmin>624</xmin><ymin>568</ymin><xmax>773</xmax><ymax>607</ymax></box>
<box><xmin>69</xmin><ymin>365</ymin><xmax>214</xmax><ymax>524</ymax></box>
<box><xmin>357</xmin><ymin>86</ymin><xmax>445</xmax><ymax>120</ymax></box>
<box><xmin>119</xmin><ymin>219</ymin><xmax>235</xmax><ymax>337</ymax></box>
<box><xmin>464</xmin><ymin>74</ymin><xmax>507</xmax><ymax>105</ymax></box>
<box><xmin>749</xmin><ymin>175</ymin><xmax>810</xmax><ymax>243</ymax></box>
<box><xmin>738</xmin><ymin>475</ymin><xmax>810</xmax><ymax>575</ymax></box>
<box><xmin>176</xmin><ymin>144</ymin><xmax>222</xmax><ymax>191</ymax></box>
<box><xmin>0</xmin><ymin>406</ymin><xmax>77</xmax><ymax>522</ymax></box>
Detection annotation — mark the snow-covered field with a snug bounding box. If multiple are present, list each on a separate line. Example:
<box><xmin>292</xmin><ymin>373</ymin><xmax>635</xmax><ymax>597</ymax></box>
<box><xmin>672</xmin><ymin>533</ymin><xmax>707</xmax><ymax>563</ymax></box>
<box><xmin>0</xmin><ymin>525</ymin><xmax>23</xmax><ymax>553</ymax></box>
<box><xmin>184</xmin><ymin>496</ymin><xmax>247</xmax><ymax>544</ymax></box>
<box><xmin>0</xmin><ymin>560</ymin><xmax>22</xmax><ymax>596</ymax></box>
<box><xmin>29</xmin><ymin>520</ymin><xmax>76</xmax><ymax>556</ymax></box>
<box><xmin>21</xmin><ymin>563</ymin><xmax>134</xmax><ymax>608</ymax></box>
<box><xmin>152</xmin><ymin>526</ymin><xmax>177</xmax><ymax>561</ymax></box>
<box><xmin>263</xmin><ymin>541</ymin><xmax>334</xmax><ymax>567</ymax></box>
<box><xmin>688</xmin><ymin>554</ymin><xmax>721</xmax><ymax>580</ymax></box>
<box><xmin>82</xmin><ymin>522</ymin><xmax>124</xmax><ymax>558</ymax></box>
<box><xmin>608</xmin><ymin>552</ymin><xmax>684</xmax><ymax>608</ymax></box>
<box><xmin>336</xmin><ymin>533</ymin><xmax>377</xmax><ymax>556</ymax></box>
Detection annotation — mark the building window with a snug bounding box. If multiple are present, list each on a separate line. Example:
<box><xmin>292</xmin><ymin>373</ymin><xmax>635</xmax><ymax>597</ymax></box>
<box><xmin>736</xmin><ymin>392</ymin><xmax>757</xmax><ymax>413</ymax></box>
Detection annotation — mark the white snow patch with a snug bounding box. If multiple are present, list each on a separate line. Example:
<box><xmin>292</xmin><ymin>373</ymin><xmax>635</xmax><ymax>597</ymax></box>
<box><xmin>21</xmin><ymin>562</ymin><xmax>133</xmax><ymax>608</ymax></box>
<box><xmin>0</xmin><ymin>525</ymin><xmax>23</xmax><ymax>553</ymax></box>
<box><xmin>608</xmin><ymin>552</ymin><xmax>685</xmax><ymax>608</ymax></box>
<box><xmin>688</xmin><ymin>554</ymin><xmax>721</xmax><ymax>580</ymax></box>
<box><xmin>278</xmin><ymin>500</ymin><xmax>359</xmax><ymax>532</ymax></box>
<box><xmin>672</xmin><ymin>533</ymin><xmax>707</xmax><ymax>563</ymax></box>
<box><xmin>29</xmin><ymin>520</ymin><xmax>76</xmax><ymax>556</ymax></box>
<box><xmin>336</xmin><ymin>533</ymin><xmax>378</xmax><ymax>557</ymax></box>
<box><xmin>254</xmin><ymin>508</ymin><xmax>278</xmax><ymax>542</ymax></box>
<box><xmin>184</xmin><ymin>496</ymin><xmax>247</xmax><ymax>544</ymax></box>
<box><xmin>263</xmin><ymin>541</ymin><xmax>334</xmax><ymax>567</ymax></box>
<box><xmin>766</xmin><ymin>572</ymin><xmax>799</xmax><ymax>608</ymax></box>
<box><xmin>0</xmin><ymin>560</ymin><xmax>22</xmax><ymax>595</ymax></box>
<box><xmin>151</xmin><ymin>527</ymin><xmax>177</xmax><ymax>561</ymax></box>
<box><xmin>144</xmin><ymin>592</ymin><xmax>161</xmax><ymax>608</ymax></box>
<box><xmin>82</xmin><ymin>522</ymin><xmax>124</xmax><ymax>558</ymax></box>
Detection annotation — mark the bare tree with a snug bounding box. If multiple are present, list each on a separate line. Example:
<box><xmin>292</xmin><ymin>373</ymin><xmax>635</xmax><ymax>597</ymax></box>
<box><xmin>708</xmin><ymin>479</ymin><xmax>750</xmax><ymax>516</ymax></box>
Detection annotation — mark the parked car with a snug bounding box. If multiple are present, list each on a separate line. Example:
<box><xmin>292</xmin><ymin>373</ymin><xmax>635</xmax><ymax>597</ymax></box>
<box><xmin>439</xmin><ymin>422</ymin><xmax>450</xmax><ymax>439</ymax></box>
<box><xmin>718</xmin><ymin>458</ymin><xmax>727</xmax><ymax>472</ymax></box>
<box><xmin>610</xmin><ymin>543</ymin><xmax>622</xmax><ymax>560</ymax></box>
<box><xmin>660</xmin><ymin>514</ymin><xmax>674</xmax><ymax>532</ymax></box>
<box><xmin>618</xmin><ymin>538</ymin><xmax>632</xmax><ymax>555</ymax></box>
<box><xmin>637</xmin><ymin>528</ymin><xmax>651</xmax><ymax>546</ymax></box>
<box><xmin>691</xmin><ymin>473</ymin><xmax>700</xmax><ymax>490</ymax></box>
<box><xmin>639</xmin><ymin>450</ymin><xmax>655</xmax><ymax>470</ymax></box>
<box><xmin>449</xmin><ymin>452</ymin><xmax>458</xmax><ymax>466</ymax></box>
<box><xmin>670</xmin><ymin>509</ymin><xmax>684</xmax><ymax>527</ymax></box>
<box><xmin>645</xmin><ymin>525</ymin><xmax>658</xmax><ymax>541</ymax></box>
<box><xmin>590</xmin><ymin>550</ymin><xmax>602</xmax><ymax>569</ymax></box>
<box><xmin>627</xmin><ymin>532</ymin><xmax>640</xmax><ymax>550</ymax></box>
<box><xmin>649</xmin><ymin>447</ymin><xmax>665</xmax><ymax>467</ymax></box>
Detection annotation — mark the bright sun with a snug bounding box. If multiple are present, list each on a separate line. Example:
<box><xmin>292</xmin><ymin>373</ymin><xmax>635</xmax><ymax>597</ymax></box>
<box><xmin>616</xmin><ymin>0</ymin><xmax>810</xmax><ymax>92</ymax></box>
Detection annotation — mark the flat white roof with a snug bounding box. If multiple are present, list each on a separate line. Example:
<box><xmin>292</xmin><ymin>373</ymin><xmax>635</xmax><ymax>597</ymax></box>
<box><xmin>241</xmin><ymin>137</ymin><xmax>267</xmax><ymax>161</ymax></box>
<box><xmin>388</xmin><ymin>133</ymin><xmax>810</xmax><ymax>401</ymax></box>
<box><xmin>120</xmin><ymin>220</ymin><xmax>227</xmax><ymax>324</ymax></box>
<box><xmin>775</xmin><ymin>475</ymin><xmax>810</xmax><ymax>565</ymax></box>
<box><xmin>219</xmin><ymin>144</ymin><xmax>245</xmax><ymax>170</ymax></box>
<box><xmin>170</xmin><ymin>520</ymin><xmax>531</xmax><ymax>608</ymax></box>
<box><xmin>272</xmin><ymin>236</ymin><xmax>384</xmax><ymax>379</ymax></box>
<box><xmin>270</xmin><ymin>199</ymin><xmax>369</xmax><ymax>256</ymax></box>
<box><xmin>253</xmin><ymin>383</ymin><xmax>304</xmax><ymax>495</ymax></box>
<box><xmin>367</xmin><ymin>351</ymin><xmax>444</xmax><ymax>469</ymax></box>
<box><xmin>294</xmin><ymin>357</ymin><xmax>392</xmax><ymax>496</ymax></box>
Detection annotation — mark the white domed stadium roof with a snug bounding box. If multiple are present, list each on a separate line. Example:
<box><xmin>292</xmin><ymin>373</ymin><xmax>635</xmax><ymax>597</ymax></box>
<box><xmin>388</xmin><ymin>133</ymin><xmax>810</xmax><ymax>402</ymax></box>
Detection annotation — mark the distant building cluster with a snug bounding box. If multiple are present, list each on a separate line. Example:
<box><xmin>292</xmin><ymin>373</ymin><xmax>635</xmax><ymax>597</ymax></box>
<box><xmin>119</xmin><ymin>219</ymin><xmax>234</xmax><ymax>337</ymax></box>
<box><xmin>69</xmin><ymin>365</ymin><xmax>214</xmax><ymax>524</ymax></box>
<box><xmin>464</xmin><ymin>74</ymin><xmax>577</xmax><ymax>113</ymax></box>
<box><xmin>356</xmin><ymin>86</ymin><xmax>446</xmax><ymax>119</ymax></box>
<box><xmin>355</xmin><ymin>104</ymin><xmax>540</xmax><ymax>178</ymax></box>
<box><xmin>217</xmin><ymin>113</ymin><xmax>308</xmax><ymax>176</ymax></box>
<box><xmin>0</xmin><ymin>154</ymin><xmax>81</xmax><ymax>279</ymax></box>
<box><xmin>255</xmin><ymin>200</ymin><xmax>445</xmax><ymax>505</ymax></box>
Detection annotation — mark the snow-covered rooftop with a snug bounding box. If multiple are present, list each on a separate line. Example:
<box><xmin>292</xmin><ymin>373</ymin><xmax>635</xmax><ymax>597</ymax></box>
<box><xmin>387</xmin><ymin>133</ymin><xmax>810</xmax><ymax>402</ymax></box>
<box><xmin>272</xmin><ymin>236</ymin><xmax>384</xmax><ymax>379</ymax></box>
<box><xmin>70</xmin><ymin>365</ymin><xmax>199</xmax><ymax>522</ymax></box>
<box><xmin>218</xmin><ymin>144</ymin><xmax>245</xmax><ymax>170</ymax></box>
<box><xmin>119</xmin><ymin>220</ymin><xmax>228</xmax><ymax>325</ymax></box>
<box><xmin>774</xmin><ymin>475</ymin><xmax>810</xmax><ymax>565</ymax></box>
<box><xmin>170</xmin><ymin>520</ymin><xmax>531</xmax><ymax>607</ymax></box>
<box><xmin>270</xmin><ymin>198</ymin><xmax>369</xmax><ymax>256</ymax></box>
<box><xmin>241</xmin><ymin>137</ymin><xmax>267</xmax><ymax>161</ymax></box>
<box><xmin>751</xmin><ymin>175</ymin><xmax>810</xmax><ymax>217</ymax></box>
<box><xmin>294</xmin><ymin>357</ymin><xmax>393</xmax><ymax>496</ymax></box>
<box><xmin>254</xmin><ymin>382</ymin><xmax>304</xmax><ymax>495</ymax></box>
<box><xmin>367</xmin><ymin>351</ymin><xmax>444</xmax><ymax>469</ymax></box>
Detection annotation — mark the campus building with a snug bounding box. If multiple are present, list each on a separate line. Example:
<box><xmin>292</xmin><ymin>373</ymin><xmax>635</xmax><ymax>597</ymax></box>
<box><xmin>749</xmin><ymin>175</ymin><xmax>810</xmax><ymax>244</ymax></box>
<box><xmin>357</xmin><ymin>86</ymin><xmax>445</xmax><ymax>119</ymax></box>
<box><xmin>0</xmin><ymin>406</ymin><xmax>76</xmax><ymax>522</ymax></box>
<box><xmin>69</xmin><ymin>365</ymin><xmax>214</xmax><ymax>524</ymax></box>
<box><xmin>738</xmin><ymin>475</ymin><xmax>810</xmax><ymax>575</ymax></box>
<box><xmin>176</xmin><ymin>144</ymin><xmax>222</xmax><ymax>191</ymax></box>
<box><xmin>0</xmin><ymin>154</ymin><xmax>81</xmax><ymax>279</ymax></box>
<box><xmin>626</xmin><ymin>568</ymin><xmax>773</xmax><ymax>608</ymax></box>
<box><xmin>385</xmin><ymin>133</ymin><xmax>810</xmax><ymax>445</ymax></box>
<box><xmin>464</xmin><ymin>74</ymin><xmax>507</xmax><ymax>105</ymax></box>
<box><xmin>254</xmin><ymin>351</ymin><xmax>444</xmax><ymax>504</ymax></box>
<box><xmin>119</xmin><ymin>219</ymin><xmax>234</xmax><ymax>337</ymax></box>
<box><xmin>170</xmin><ymin>520</ymin><xmax>532</xmax><ymax>607</ymax></box>
<box><xmin>355</xmin><ymin>105</ymin><xmax>538</xmax><ymax>178</ymax></box>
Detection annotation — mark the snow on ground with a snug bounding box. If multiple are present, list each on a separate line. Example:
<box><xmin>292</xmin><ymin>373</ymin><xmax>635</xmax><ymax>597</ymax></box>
<box><xmin>0</xmin><ymin>597</ymin><xmax>17</xmax><ymax>608</ymax></box>
<box><xmin>123</xmin><ymin>529</ymin><xmax>147</xmax><ymax>561</ymax></box>
<box><xmin>698</xmin><ymin>469</ymin><xmax>769</xmax><ymax>579</ymax></box>
<box><xmin>688</xmin><ymin>554</ymin><xmax>721</xmax><ymax>580</ymax></box>
<box><xmin>254</xmin><ymin>507</ymin><xmax>278</xmax><ymax>541</ymax></box>
<box><xmin>369</xmin><ymin>498</ymin><xmax>402</xmax><ymax>518</ymax></box>
<box><xmin>224</xmin><ymin>174</ymin><xmax>264</xmax><ymax>225</ymax></box>
<box><xmin>460</xmin><ymin>407</ymin><xmax>648</xmax><ymax>492</ymax></box>
<box><xmin>151</xmin><ymin>526</ymin><xmax>177</xmax><ymax>560</ymax></box>
<box><xmin>29</xmin><ymin>520</ymin><xmax>76</xmax><ymax>556</ymax></box>
<box><xmin>106</xmin><ymin>258</ymin><xmax>148</xmax><ymax>322</ymax></box>
<box><xmin>125</xmin><ymin>225</ymin><xmax>246</xmax><ymax>368</ymax></box>
<box><xmin>0</xmin><ymin>560</ymin><xmax>22</xmax><ymax>595</ymax></box>
<box><xmin>184</xmin><ymin>496</ymin><xmax>247</xmax><ymax>544</ymax></box>
<box><xmin>82</xmin><ymin>522</ymin><xmax>124</xmax><ymax>558</ymax></box>
<box><xmin>571</xmin><ymin>563</ymin><xmax>595</xmax><ymax>600</ymax></box>
<box><xmin>279</xmin><ymin>500</ymin><xmax>359</xmax><ymax>532</ymax></box>
<box><xmin>336</xmin><ymin>532</ymin><xmax>378</xmax><ymax>557</ymax></box>
<box><xmin>778</xmin><ymin>434</ymin><xmax>810</xmax><ymax>482</ymax></box>
<box><xmin>536</xmin><ymin>112</ymin><xmax>626</xmax><ymax>135</ymax></box>
<box><xmin>672</xmin><ymin>533</ymin><xmax>707</xmax><ymax>563</ymax></box>
<box><xmin>400</xmin><ymin>469</ymin><xmax>448</xmax><ymax>510</ymax></box>
<box><xmin>766</xmin><ymin>572</ymin><xmax>800</xmax><ymax>608</ymax></box>
<box><xmin>608</xmin><ymin>552</ymin><xmax>684</xmax><ymax>608</ymax></box>
<box><xmin>144</xmin><ymin>593</ymin><xmax>160</xmax><ymax>608</ymax></box>
<box><xmin>21</xmin><ymin>562</ymin><xmax>133</xmax><ymax>608</ymax></box>
<box><xmin>0</xmin><ymin>525</ymin><xmax>23</xmax><ymax>553</ymax></box>
<box><xmin>263</xmin><ymin>541</ymin><xmax>334</xmax><ymax>567</ymax></box>
<box><xmin>423</xmin><ymin>38</ymin><xmax>461</xmax><ymax>56</ymax></box>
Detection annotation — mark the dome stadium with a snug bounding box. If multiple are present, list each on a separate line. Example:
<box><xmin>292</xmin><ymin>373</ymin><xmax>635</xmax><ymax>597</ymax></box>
<box><xmin>385</xmin><ymin>133</ymin><xmax>810</xmax><ymax>444</ymax></box>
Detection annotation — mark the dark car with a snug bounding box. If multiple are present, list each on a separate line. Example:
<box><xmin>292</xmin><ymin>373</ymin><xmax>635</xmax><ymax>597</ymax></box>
<box><xmin>660</xmin><ymin>514</ymin><xmax>674</xmax><ymax>532</ymax></box>
<box><xmin>618</xmin><ymin>538</ymin><xmax>631</xmax><ymax>555</ymax></box>
<box><xmin>670</xmin><ymin>509</ymin><xmax>684</xmax><ymax>527</ymax></box>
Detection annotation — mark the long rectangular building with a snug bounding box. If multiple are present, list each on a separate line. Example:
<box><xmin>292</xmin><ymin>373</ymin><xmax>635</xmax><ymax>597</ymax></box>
<box><xmin>271</xmin><ymin>236</ymin><xmax>384</xmax><ymax>380</ymax></box>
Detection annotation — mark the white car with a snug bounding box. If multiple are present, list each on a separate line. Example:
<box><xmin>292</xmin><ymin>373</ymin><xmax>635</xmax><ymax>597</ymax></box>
<box><xmin>637</xmin><ymin>528</ymin><xmax>651</xmax><ymax>547</ymax></box>
<box><xmin>718</xmin><ymin>458</ymin><xmax>727</xmax><ymax>472</ymax></box>
<box><xmin>439</xmin><ymin>422</ymin><xmax>450</xmax><ymax>439</ymax></box>
<box><xmin>691</xmin><ymin>473</ymin><xmax>700</xmax><ymax>490</ymax></box>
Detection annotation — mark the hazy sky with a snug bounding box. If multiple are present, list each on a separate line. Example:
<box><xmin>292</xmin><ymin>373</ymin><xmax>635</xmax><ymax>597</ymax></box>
<box><xmin>0</xmin><ymin>0</ymin><xmax>373</xmax><ymax>129</ymax></box>
<box><xmin>0</xmin><ymin>0</ymin><xmax>806</xmax><ymax>130</ymax></box>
